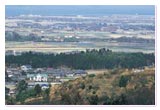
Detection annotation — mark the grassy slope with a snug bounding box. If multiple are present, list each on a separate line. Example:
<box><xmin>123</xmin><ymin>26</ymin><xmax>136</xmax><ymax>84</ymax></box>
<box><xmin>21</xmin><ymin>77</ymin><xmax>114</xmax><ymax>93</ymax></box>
<box><xmin>25</xmin><ymin>67</ymin><xmax>155</xmax><ymax>105</ymax></box>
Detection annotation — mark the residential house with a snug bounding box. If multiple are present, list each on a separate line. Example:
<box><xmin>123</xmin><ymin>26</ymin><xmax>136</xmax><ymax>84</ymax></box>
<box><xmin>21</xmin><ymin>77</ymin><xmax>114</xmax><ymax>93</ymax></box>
<box><xmin>27</xmin><ymin>73</ymin><xmax>48</xmax><ymax>82</ymax></box>
<box><xmin>28</xmin><ymin>82</ymin><xmax>49</xmax><ymax>90</ymax></box>
<box><xmin>73</xmin><ymin>70</ymin><xmax>87</xmax><ymax>76</ymax></box>
<box><xmin>21</xmin><ymin>65</ymin><xmax>32</xmax><ymax>71</ymax></box>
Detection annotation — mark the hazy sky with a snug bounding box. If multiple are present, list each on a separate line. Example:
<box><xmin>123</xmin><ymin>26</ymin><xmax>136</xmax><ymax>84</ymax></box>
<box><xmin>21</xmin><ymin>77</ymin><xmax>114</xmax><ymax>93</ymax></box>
<box><xmin>6</xmin><ymin>5</ymin><xmax>155</xmax><ymax>16</ymax></box>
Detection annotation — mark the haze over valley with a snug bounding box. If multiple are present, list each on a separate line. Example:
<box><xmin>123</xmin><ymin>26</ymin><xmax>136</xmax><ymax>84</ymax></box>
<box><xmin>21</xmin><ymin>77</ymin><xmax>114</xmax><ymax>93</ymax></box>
<box><xmin>5</xmin><ymin>5</ymin><xmax>155</xmax><ymax>105</ymax></box>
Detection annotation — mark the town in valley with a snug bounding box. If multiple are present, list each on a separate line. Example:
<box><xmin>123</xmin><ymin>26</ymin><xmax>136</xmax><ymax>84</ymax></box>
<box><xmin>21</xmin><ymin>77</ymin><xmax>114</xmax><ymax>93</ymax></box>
<box><xmin>5</xmin><ymin>5</ymin><xmax>155</xmax><ymax>105</ymax></box>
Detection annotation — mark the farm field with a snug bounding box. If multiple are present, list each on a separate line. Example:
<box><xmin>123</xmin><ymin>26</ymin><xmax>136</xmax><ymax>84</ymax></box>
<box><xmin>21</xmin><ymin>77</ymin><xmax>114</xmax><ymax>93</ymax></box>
<box><xmin>5</xmin><ymin>41</ymin><xmax>155</xmax><ymax>53</ymax></box>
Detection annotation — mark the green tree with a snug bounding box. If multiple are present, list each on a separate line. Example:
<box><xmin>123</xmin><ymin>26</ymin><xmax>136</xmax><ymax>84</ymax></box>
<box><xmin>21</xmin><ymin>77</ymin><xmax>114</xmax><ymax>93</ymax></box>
<box><xmin>119</xmin><ymin>75</ymin><xmax>130</xmax><ymax>87</ymax></box>
<box><xmin>5</xmin><ymin>87</ymin><xmax>10</xmax><ymax>94</ymax></box>
<box><xmin>88</xmin><ymin>95</ymin><xmax>99</xmax><ymax>105</ymax></box>
<box><xmin>34</xmin><ymin>84</ymin><xmax>42</xmax><ymax>96</ymax></box>
<box><xmin>17</xmin><ymin>80</ymin><xmax>27</xmax><ymax>93</ymax></box>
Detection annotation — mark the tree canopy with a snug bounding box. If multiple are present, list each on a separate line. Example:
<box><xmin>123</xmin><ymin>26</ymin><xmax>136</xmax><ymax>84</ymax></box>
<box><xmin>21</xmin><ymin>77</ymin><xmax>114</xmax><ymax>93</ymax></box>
<box><xmin>6</xmin><ymin>48</ymin><xmax>155</xmax><ymax>69</ymax></box>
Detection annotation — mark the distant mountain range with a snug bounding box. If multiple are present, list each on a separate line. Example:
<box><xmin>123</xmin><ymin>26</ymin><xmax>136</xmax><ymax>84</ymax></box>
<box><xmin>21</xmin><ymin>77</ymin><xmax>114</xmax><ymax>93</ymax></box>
<box><xmin>5</xmin><ymin>5</ymin><xmax>155</xmax><ymax>17</ymax></box>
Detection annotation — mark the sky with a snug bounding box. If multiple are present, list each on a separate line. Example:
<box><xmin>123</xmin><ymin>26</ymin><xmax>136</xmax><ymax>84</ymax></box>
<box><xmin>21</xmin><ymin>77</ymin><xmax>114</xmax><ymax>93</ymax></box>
<box><xmin>5</xmin><ymin>5</ymin><xmax>155</xmax><ymax>16</ymax></box>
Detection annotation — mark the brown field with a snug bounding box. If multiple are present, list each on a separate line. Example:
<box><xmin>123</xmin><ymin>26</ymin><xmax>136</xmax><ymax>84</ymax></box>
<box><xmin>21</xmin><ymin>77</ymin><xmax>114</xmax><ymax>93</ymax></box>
<box><xmin>86</xmin><ymin>69</ymin><xmax>109</xmax><ymax>75</ymax></box>
<box><xmin>5</xmin><ymin>41</ymin><xmax>155</xmax><ymax>53</ymax></box>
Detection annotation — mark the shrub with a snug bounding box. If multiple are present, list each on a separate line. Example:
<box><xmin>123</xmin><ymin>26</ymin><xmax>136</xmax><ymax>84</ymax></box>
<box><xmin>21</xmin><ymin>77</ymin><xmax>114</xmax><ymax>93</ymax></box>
<box><xmin>79</xmin><ymin>83</ymin><xmax>85</xmax><ymax>89</ymax></box>
<box><xmin>88</xmin><ymin>74</ymin><xmax>96</xmax><ymax>78</ymax></box>
<box><xmin>119</xmin><ymin>75</ymin><xmax>130</xmax><ymax>87</ymax></box>
<box><xmin>88</xmin><ymin>95</ymin><xmax>99</xmax><ymax>105</ymax></box>
<box><xmin>88</xmin><ymin>85</ymin><xmax>92</xmax><ymax>90</ymax></box>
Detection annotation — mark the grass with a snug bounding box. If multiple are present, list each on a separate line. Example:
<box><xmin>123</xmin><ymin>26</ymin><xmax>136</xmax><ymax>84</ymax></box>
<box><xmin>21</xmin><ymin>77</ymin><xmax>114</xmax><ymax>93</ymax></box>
<box><xmin>48</xmin><ymin>67</ymin><xmax>155</xmax><ymax>104</ymax></box>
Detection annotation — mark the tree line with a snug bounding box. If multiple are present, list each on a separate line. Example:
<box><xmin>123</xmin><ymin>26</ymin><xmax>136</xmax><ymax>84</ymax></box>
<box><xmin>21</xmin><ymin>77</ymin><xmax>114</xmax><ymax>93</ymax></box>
<box><xmin>5</xmin><ymin>48</ymin><xmax>155</xmax><ymax>69</ymax></box>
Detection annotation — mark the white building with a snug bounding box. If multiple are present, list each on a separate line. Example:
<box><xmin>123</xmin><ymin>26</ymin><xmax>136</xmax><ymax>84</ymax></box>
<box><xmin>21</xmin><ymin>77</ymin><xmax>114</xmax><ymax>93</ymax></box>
<box><xmin>21</xmin><ymin>65</ymin><xmax>32</xmax><ymax>71</ymax></box>
<box><xmin>27</xmin><ymin>74</ymin><xmax>48</xmax><ymax>82</ymax></box>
